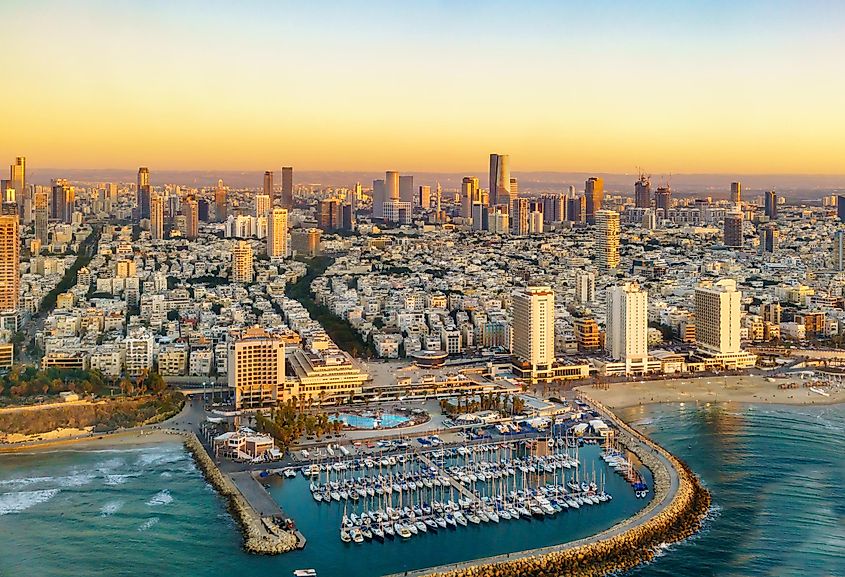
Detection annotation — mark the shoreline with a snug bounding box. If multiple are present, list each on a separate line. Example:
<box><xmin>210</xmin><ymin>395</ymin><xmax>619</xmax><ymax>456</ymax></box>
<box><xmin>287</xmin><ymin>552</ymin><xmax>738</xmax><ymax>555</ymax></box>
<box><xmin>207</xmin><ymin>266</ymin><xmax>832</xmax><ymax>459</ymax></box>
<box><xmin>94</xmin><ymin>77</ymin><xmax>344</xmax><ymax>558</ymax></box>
<box><xmin>0</xmin><ymin>428</ymin><xmax>182</xmax><ymax>454</ymax></box>
<box><xmin>576</xmin><ymin>374</ymin><xmax>845</xmax><ymax>410</ymax></box>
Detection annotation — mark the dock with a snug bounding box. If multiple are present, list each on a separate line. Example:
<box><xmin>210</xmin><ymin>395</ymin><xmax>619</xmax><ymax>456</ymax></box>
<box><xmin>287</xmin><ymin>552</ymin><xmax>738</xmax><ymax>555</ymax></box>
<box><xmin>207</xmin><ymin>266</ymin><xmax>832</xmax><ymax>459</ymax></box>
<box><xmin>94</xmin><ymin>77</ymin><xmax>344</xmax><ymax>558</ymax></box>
<box><xmin>416</xmin><ymin>452</ymin><xmax>477</xmax><ymax>503</ymax></box>
<box><xmin>230</xmin><ymin>471</ymin><xmax>307</xmax><ymax>549</ymax></box>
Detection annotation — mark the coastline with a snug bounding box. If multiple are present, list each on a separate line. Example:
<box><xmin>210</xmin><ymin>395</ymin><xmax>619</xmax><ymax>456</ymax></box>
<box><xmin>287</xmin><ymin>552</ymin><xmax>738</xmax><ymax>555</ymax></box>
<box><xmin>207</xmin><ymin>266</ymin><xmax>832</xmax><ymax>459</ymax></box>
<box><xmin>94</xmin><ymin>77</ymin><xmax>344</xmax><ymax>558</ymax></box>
<box><xmin>0</xmin><ymin>428</ymin><xmax>182</xmax><ymax>454</ymax></box>
<box><xmin>576</xmin><ymin>375</ymin><xmax>845</xmax><ymax>410</ymax></box>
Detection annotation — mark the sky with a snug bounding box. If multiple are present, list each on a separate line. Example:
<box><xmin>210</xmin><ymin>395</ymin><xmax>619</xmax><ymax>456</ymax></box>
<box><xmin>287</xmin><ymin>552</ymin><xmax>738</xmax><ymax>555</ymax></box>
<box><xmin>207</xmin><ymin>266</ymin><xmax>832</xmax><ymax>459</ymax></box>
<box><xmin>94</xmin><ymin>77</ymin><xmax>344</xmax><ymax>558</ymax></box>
<box><xmin>3</xmin><ymin>0</ymin><xmax>845</xmax><ymax>174</ymax></box>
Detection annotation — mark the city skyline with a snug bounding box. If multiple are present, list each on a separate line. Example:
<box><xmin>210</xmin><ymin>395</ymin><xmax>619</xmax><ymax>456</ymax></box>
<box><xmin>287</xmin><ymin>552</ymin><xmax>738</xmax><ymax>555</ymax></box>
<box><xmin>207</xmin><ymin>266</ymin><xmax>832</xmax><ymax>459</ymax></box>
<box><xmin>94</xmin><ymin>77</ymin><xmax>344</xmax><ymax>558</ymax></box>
<box><xmin>4</xmin><ymin>1</ymin><xmax>845</xmax><ymax>174</ymax></box>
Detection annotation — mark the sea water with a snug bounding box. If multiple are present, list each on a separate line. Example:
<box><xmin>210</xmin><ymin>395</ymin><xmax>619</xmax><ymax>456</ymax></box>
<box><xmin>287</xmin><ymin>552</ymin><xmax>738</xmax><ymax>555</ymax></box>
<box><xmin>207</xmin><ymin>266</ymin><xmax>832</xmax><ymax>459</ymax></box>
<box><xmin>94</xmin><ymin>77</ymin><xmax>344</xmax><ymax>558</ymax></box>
<box><xmin>0</xmin><ymin>404</ymin><xmax>841</xmax><ymax>576</ymax></box>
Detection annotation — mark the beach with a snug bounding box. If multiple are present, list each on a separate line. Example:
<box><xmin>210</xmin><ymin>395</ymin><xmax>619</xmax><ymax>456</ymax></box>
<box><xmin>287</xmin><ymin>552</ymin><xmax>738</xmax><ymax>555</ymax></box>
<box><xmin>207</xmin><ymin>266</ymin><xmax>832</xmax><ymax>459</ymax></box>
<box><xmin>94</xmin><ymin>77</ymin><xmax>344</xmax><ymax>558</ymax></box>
<box><xmin>576</xmin><ymin>374</ymin><xmax>845</xmax><ymax>409</ymax></box>
<box><xmin>0</xmin><ymin>428</ymin><xmax>181</xmax><ymax>454</ymax></box>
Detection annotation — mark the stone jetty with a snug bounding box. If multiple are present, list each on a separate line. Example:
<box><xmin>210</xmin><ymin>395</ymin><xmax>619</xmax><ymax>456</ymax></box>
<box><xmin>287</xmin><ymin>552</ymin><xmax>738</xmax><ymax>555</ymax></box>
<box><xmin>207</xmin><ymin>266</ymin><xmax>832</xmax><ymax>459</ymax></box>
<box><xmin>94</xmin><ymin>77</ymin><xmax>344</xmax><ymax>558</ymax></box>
<box><xmin>182</xmin><ymin>433</ymin><xmax>299</xmax><ymax>555</ymax></box>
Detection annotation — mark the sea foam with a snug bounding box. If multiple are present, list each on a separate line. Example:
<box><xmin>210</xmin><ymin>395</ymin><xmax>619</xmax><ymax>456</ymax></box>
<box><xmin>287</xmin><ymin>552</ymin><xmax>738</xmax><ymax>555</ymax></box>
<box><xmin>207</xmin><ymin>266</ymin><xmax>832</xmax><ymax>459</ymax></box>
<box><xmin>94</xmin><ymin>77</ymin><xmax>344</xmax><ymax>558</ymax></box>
<box><xmin>146</xmin><ymin>490</ymin><xmax>173</xmax><ymax>506</ymax></box>
<box><xmin>0</xmin><ymin>489</ymin><xmax>60</xmax><ymax>515</ymax></box>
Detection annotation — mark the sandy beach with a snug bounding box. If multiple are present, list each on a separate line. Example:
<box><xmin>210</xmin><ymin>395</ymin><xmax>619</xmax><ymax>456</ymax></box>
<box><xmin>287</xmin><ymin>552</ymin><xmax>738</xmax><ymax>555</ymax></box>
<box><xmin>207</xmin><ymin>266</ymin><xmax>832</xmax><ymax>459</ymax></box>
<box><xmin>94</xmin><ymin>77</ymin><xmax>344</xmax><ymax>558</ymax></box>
<box><xmin>576</xmin><ymin>375</ymin><xmax>845</xmax><ymax>409</ymax></box>
<box><xmin>0</xmin><ymin>428</ymin><xmax>184</xmax><ymax>454</ymax></box>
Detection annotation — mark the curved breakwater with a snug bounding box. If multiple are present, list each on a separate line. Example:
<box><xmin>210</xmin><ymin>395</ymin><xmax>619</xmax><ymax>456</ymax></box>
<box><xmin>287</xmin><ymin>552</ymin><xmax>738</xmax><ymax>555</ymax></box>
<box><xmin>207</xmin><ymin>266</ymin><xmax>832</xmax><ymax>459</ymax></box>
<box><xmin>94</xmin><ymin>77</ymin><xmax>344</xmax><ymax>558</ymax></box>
<box><xmin>182</xmin><ymin>433</ymin><xmax>298</xmax><ymax>555</ymax></box>
<box><xmin>396</xmin><ymin>397</ymin><xmax>711</xmax><ymax>577</ymax></box>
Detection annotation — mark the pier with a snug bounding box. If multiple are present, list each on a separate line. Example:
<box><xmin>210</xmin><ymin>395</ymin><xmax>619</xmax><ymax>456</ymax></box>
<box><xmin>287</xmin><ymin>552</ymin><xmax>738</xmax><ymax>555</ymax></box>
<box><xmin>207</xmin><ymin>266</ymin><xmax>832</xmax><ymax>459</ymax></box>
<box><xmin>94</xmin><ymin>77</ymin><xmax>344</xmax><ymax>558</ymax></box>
<box><xmin>416</xmin><ymin>452</ymin><xmax>477</xmax><ymax>503</ymax></box>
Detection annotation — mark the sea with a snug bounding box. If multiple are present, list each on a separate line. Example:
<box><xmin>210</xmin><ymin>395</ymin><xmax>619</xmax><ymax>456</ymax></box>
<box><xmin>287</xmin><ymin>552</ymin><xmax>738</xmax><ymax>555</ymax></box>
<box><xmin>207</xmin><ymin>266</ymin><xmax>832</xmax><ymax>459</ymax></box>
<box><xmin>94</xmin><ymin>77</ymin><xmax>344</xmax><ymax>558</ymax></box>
<box><xmin>0</xmin><ymin>403</ymin><xmax>842</xmax><ymax>577</ymax></box>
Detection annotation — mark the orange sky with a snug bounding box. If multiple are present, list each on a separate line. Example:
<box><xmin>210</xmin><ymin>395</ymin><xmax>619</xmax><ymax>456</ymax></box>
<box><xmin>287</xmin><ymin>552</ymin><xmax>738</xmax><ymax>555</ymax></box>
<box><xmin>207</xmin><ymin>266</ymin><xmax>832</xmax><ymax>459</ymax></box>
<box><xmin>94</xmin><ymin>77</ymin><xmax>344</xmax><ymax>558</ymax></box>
<box><xmin>3</xmin><ymin>1</ymin><xmax>845</xmax><ymax>174</ymax></box>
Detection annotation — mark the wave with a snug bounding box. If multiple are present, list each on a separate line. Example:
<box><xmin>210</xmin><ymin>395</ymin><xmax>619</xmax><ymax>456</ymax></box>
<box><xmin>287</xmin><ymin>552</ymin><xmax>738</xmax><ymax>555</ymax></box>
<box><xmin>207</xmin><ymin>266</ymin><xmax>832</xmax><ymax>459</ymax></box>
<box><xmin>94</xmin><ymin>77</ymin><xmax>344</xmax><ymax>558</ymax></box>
<box><xmin>146</xmin><ymin>490</ymin><xmax>173</xmax><ymax>506</ymax></box>
<box><xmin>0</xmin><ymin>476</ymin><xmax>54</xmax><ymax>490</ymax></box>
<box><xmin>137</xmin><ymin>450</ymin><xmax>187</xmax><ymax>468</ymax></box>
<box><xmin>60</xmin><ymin>472</ymin><xmax>96</xmax><ymax>488</ymax></box>
<box><xmin>100</xmin><ymin>500</ymin><xmax>124</xmax><ymax>516</ymax></box>
<box><xmin>138</xmin><ymin>517</ymin><xmax>159</xmax><ymax>531</ymax></box>
<box><xmin>104</xmin><ymin>473</ymin><xmax>138</xmax><ymax>486</ymax></box>
<box><xmin>0</xmin><ymin>489</ymin><xmax>60</xmax><ymax>515</ymax></box>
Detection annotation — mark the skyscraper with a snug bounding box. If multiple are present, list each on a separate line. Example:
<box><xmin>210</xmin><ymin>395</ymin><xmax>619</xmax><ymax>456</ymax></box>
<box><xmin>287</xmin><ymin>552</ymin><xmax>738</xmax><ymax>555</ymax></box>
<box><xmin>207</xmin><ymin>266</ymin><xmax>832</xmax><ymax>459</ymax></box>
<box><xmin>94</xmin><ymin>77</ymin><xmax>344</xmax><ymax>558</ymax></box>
<box><xmin>266</xmin><ymin>208</ymin><xmax>288</xmax><ymax>260</ymax></box>
<box><xmin>654</xmin><ymin>186</ymin><xmax>672</xmax><ymax>213</ymax></box>
<box><xmin>585</xmin><ymin>177</ymin><xmax>604</xmax><ymax>224</ymax></box>
<box><xmin>150</xmin><ymin>192</ymin><xmax>164</xmax><ymax>240</ymax></box>
<box><xmin>183</xmin><ymin>197</ymin><xmax>199</xmax><ymax>240</ymax></box>
<box><xmin>575</xmin><ymin>271</ymin><xmax>595</xmax><ymax>304</ymax></box>
<box><xmin>509</xmin><ymin>177</ymin><xmax>519</xmax><ymax>199</ymax></box>
<box><xmin>838</xmin><ymin>196</ymin><xmax>845</xmax><ymax>223</ymax></box>
<box><xmin>834</xmin><ymin>231</ymin><xmax>845</xmax><ymax>271</ymax></box>
<box><xmin>34</xmin><ymin>191</ymin><xmax>48</xmax><ymax>246</ymax></box>
<box><xmin>318</xmin><ymin>198</ymin><xmax>342</xmax><ymax>231</ymax></box>
<box><xmin>764</xmin><ymin>190</ymin><xmax>777</xmax><ymax>219</ymax></box>
<box><xmin>231</xmin><ymin>240</ymin><xmax>254</xmax><ymax>283</ymax></box>
<box><xmin>281</xmin><ymin>166</ymin><xmax>293</xmax><ymax>209</ymax></box>
<box><xmin>137</xmin><ymin>167</ymin><xmax>151</xmax><ymax>221</ymax></box>
<box><xmin>758</xmin><ymin>223</ymin><xmax>778</xmax><ymax>254</ymax></box>
<box><xmin>512</xmin><ymin>198</ymin><xmax>530</xmax><ymax>235</ymax></box>
<box><xmin>489</xmin><ymin>154</ymin><xmax>511</xmax><ymax>207</ymax></box>
<box><xmin>50</xmin><ymin>179</ymin><xmax>74</xmax><ymax>223</ymax></box>
<box><xmin>595</xmin><ymin>209</ymin><xmax>620</xmax><ymax>270</ymax></box>
<box><xmin>385</xmin><ymin>171</ymin><xmax>400</xmax><ymax>206</ymax></box>
<box><xmin>634</xmin><ymin>173</ymin><xmax>651</xmax><ymax>208</ymax></box>
<box><xmin>511</xmin><ymin>286</ymin><xmax>555</xmax><ymax>379</ymax></box>
<box><xmin>215</xmin><ymin>179</ymin><xmax>227</xmax><ymax>222</ymax></box>
<box><xmin>227</xmin><ymin>327</ymin><xmax>285</xmax><ymax>409</ymax></box>
<box><xmin>730</xmin><ymin>181</ymin><xmax>742</xmax><ymax>205</ymax></box>
<box><xmin>461</xmin><ymin>177</ymin><xmax>479</xmax><ymax>220</ymax></box>
<box><xmin>255</xmin><ymin>194</ymin><xmax>271</xmax><ymax>218</ymax></box>
<box><xmin>606</xmin><ymin>282</ymin><xmax>649</xmax><ymax>372</ymax></box>
<box><xmin>419</xmin><ymin>185</ymin><xmax>431</xmax><ymax>209</ymax></box>
<box><xmin>263</xmin><ymin>171</ymin><xmax>274</xmax><ymax>202</ymax></box>
<box><xmin>724</xmin><ymin>211</ymin><xmax>743</xmax><ymax>248</ymax></box>
<box><xmin>10</xmin><ymin>157</ymin><xmax>26</xmax><ymax>223</ymax></box>
<box><xmin>399</xmin><ymin>175</ymin><xmax>415</xmax><ymax>206</ymax></box>
<box><xmin>372</xmin><ymin>179</ymin><xmax>385</xmax><ymax>219</ymax></box>
<box><xmin>695</xmin><ymin>279</ymin><xmax>742</xmax><ymax>355</ymax></box>
<box><xmin>0</xmin><ymin>214</ymin><xmax>19</xmax><ymax>312</ymax></box>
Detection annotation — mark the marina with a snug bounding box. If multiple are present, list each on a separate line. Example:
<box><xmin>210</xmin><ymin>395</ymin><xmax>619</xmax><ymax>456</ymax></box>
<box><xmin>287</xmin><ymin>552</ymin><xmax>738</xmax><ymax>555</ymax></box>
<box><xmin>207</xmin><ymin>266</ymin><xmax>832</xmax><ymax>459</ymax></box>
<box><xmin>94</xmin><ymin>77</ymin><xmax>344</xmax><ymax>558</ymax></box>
<box><xmin>286</xmin><ymin>437</ymin><xmax>646</xmax><ymax>545</ymax></box>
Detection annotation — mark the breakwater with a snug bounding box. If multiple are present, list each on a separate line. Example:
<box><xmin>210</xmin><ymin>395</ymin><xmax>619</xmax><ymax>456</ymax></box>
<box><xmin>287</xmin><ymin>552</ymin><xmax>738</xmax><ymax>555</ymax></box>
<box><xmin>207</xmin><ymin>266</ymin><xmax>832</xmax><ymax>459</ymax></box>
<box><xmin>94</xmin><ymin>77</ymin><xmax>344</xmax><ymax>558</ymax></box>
<box><xmin>394</xmin><ymin>397</ymin><xmax>711</xmax><ymax>577</ymax></box>
<box><xmin>182</xmin><ymin>433</ymin><xmax>299</xmax><ymax>555</ymax></box>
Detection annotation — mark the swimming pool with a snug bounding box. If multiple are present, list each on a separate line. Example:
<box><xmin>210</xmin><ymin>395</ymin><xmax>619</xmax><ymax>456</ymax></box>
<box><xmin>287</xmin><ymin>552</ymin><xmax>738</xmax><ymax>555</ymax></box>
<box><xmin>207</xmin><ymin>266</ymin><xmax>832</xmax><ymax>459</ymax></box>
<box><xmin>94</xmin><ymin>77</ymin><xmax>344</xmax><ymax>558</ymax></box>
<box><xmin>329</xmin><ymin>412</ymin><xmax>410</xmax><ymax>429</ymax></box>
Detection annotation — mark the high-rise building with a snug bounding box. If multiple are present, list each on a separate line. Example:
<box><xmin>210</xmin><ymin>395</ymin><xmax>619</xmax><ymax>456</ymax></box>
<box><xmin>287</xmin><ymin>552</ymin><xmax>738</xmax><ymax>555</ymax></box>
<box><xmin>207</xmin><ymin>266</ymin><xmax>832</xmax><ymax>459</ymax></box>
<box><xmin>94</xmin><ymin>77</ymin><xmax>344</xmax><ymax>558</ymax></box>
<box><xmin>137</xmin><ymin>167</ymin><xmax>151</xmax><ymax>221</ymax></box>
<box><xmin>606</xmin><ymin>282</ymin><xmax>649</xmax><ymax>372</ymax></box>
<box><xmin>215</xmin><ymin>179</ymin><xmax>227</xmax><ymax>222</ymax></box>
<box><xmin>280</xmin><ymin>166</ymin><xmax>293</xmax><ymax>209</ymax></box>
<box><xmin>0</xmin><ymin>214</ymin><xmax>19</xmax><ymax>312</ymax></box>
<box><xmin>291</xmin><ymin>228</ymin><xmax>321</xmax><ymax>257</ymax></box>
<box><xmin>541</xmin><ymin>193</ymin><xmax>566</xmax><ymax>224</ymax></box>
<box><xmin>730</xmin><ymin>182</ymin><xmax>742</xmax><ymax>205</ymax></box>
<box><xmin>385</xmin><ymin>171</ymin><xmax>400</xmax><ymax>201</ymax></box>
<box><xmin>837</xmin><ymin>196</ymin><xmax>845</xmax><ymax>223</ymax></box>
<box><xmin>372</xmin><ymin>179</ymin><xmax>385</xmax><ymax>219</ymax></box>
<box><xmin>512</xmin><ymin>198</ymin><xmax>530</xmax><ymax>235</ymax></box>
<box><xmin>834</xmin><ymin>230</ymin><xmax>845</xmax><ymax>271</ymax></box>
<box><xmin>263</xmin><ymin>171</ymin><xmax>274</xmax><ymax>202</ymax></box>
<box><xmin>634</xmin><ymin>174</ymin><xmax>651</xmax><ymax>208</ymax></box>
<box><xmin>198</xmin><ymin>198</ymin><xmax>210</xmax><ymax>223</ymax></box>
<box><xmin>318</xmin><ymin>198</ymin><xmax>342</xmax><ymax>231</ymax></box>
<box><xmin>150</xmin><ymin>193</ymin><xmax>164</xmax><ymax>240</ymax></box>
<box><xmin>349</xmin><ymin>182</ymin><xmax>361</xmax><ymax>213</ymax></box>
<box><xmin>183</xmin><ymin>197</ymin><xmax>199</xmax><ymax>240</ymax></box>
<box><xmin>461</xmin><ymin>177</ymin><xmax>479</xmax><ymax>220</ymax></box>
<box><xmin>255</xmin><ymin>194</ymin><xmax>271</xmax><ymax>218</ymax></box>
<box><xmin>595</xmin><ymin>209</ymin><xmax>620</xmax><ymax>270</ymax></box>
<box><xmin>266</xmin><ymin>208</ymin><xmax>288</xmax><ymax>259</ymax></box>
<box><xmin>231</xmin><ymin>240</ymin><xmax>253</xmax><ymax>283</ymax></box>
<box><xmin>509</xmin><ymin>177</ymin><xmax>519</xmax><ymax>199</ymax></box>
<box><xmin>489</xmin><ymin>154</ymin><xmax>511</xmax><ymax>207</ymax></box>
<box><xmin>585</xmin><ymin>177</ymin><xmax>604</xmax><ymax>224</ymax></box>
<box><xmin>419</xmin><ymin>185</ymin><xmax>431</xmax><ymax>209</ymax></box>
<box><xmin>10</xmin><ymin>157</ymin><xmax>26</xmax><ymax>223</ymax></box>
<box><xmin>227</xmin><ymin>326</ymin><xmax>286</xmax><ymax>409</ymax></box>
<box><xmin>654</xmin><ymin>186</ymin><xmax>672</xmax><ymax>213</ymax></box>
<box><xmin>764</xmin><ymin>190</ymin><xmax>777</xmax><ymax>219</ymax></box>
<box><xmin>695</xmin><ymin>279</ymin><xmax>742</xmax><ymax>355</ymax></box>
<box><xmin>50</xmin><ymin>179</ymin><xmax>74</xmax><ymax>223</ymax></box>
<box><xmin>399</xmin><ymin>175</ymin><xmax>414</xmax><ymax>206</ymax></box>
<box><xmin>575</xmin><ymin>271</ymin><xmax>595</xmax><ymax>304</ymax></box>
<box><xmin>724</xmin><ymin>211</ymin><xmax>743</xmax><ymax>248</ymax></box>
<box><xmin>759</xmin><ymin>223</ymin><xmax>778</xmax><ymax>254</ymax></box>
<box><xmin>511</xmin><ymin>286</ymin><xmax>555</xmax><ymax>379</ymax></box>
<box><xmin>34</xmin><ymin>191</ymin><xmax>48</xmax><ymax>247</ymax></box>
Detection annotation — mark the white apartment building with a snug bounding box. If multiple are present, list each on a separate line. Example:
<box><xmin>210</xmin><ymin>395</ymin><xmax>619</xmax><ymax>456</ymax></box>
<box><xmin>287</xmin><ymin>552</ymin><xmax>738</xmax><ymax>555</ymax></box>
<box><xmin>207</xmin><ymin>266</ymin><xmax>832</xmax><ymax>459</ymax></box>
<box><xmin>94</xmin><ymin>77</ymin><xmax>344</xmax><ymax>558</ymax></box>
<box><xmin>511</xmin><ymin>286</ymin><xmax>555</xmax><ymax>380</ymax></box>
<box><xmin>606</xmin><ymin>282</ymin><xmax>649</xmax><ymax>373</ymax></box>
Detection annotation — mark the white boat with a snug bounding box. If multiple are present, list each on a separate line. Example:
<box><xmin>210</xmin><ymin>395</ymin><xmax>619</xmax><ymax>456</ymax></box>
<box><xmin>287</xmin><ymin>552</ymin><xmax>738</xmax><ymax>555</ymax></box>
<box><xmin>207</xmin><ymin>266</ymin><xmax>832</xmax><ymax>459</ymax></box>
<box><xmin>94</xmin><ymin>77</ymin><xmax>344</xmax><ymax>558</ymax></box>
<box><xmin>396</xmin><ymin>523</ymin><xmax>412</xmax><ymax>539</ymax></box>
<box><xmin>294</xmin><ymin>570</ymin><xmax>317</xmax><ymax>577</ymax></box>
